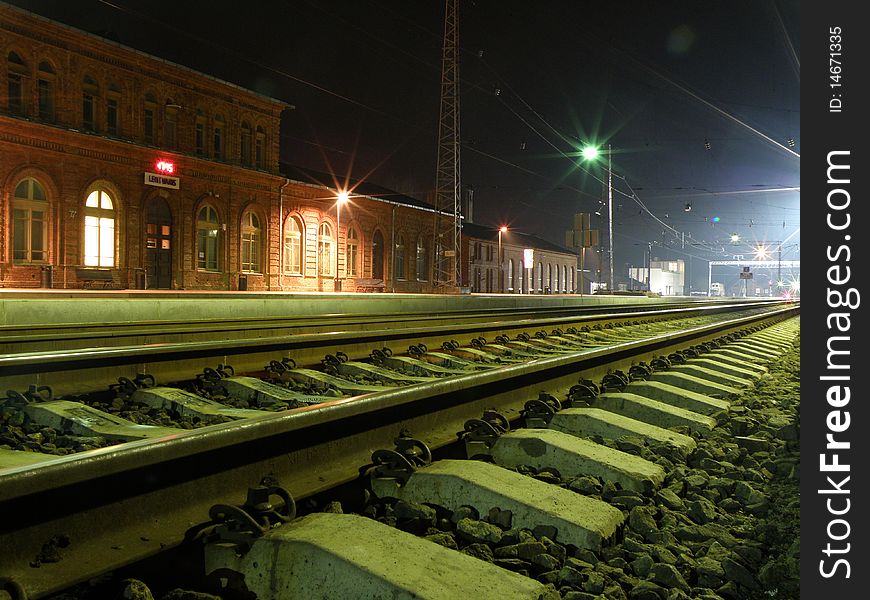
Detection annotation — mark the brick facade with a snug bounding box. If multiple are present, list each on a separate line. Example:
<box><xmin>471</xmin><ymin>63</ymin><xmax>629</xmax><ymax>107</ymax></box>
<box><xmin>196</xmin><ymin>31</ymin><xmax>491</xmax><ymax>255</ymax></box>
<box><xmin>1</xmin><ymin>4</ymin><xmax>576</xmax><ymax>294</ymax></box>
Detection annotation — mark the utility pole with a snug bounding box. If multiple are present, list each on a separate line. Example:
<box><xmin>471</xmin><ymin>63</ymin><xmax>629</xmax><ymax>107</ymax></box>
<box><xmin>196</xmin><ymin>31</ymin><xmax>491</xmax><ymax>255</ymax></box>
<box><xmin>432</xmin><ymin>0</ymin><xmax>462</xmax><ymax>290</ymax></box>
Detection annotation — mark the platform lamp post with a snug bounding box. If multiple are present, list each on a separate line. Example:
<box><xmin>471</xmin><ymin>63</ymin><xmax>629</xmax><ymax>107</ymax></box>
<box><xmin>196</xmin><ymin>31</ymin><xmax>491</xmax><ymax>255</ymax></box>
<box><xmin>335</xmin><ymin>190</ymin><xmax>349</xmax><ymax>292</ymax></box>
<box><xmin>498</xmin><ymin>226</ymin><xmax>508</xmax><ymax>293</ymax></box>
<box><xmin>582</xmin><ymin>144</ymin><xmax>613</xmax><ymax>292</ymax></box>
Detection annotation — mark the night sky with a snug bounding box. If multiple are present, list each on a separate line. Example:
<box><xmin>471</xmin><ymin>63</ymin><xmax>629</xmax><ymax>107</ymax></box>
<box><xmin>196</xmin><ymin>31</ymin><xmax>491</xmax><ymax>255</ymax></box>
<box><xmin>9</xmin><ymin>0</ymin><xmax>800</xmax><ymax>292</ymax></box>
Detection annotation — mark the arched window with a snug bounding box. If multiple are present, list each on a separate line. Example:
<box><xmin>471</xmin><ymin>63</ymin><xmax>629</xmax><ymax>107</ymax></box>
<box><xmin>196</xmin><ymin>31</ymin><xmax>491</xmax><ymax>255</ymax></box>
<box><xmin>555</xmin><ymin>264</ymin><xmax>560</xmax><ymax>292</ymax></box>
<box><xmin>82</xmin><ymin>75</ymin><xmax>99</xmax><ymax>131</ymax></box>
<box><xmin>537</xmin><ymin>262</ymin><xmax>543</xmax><ymax>291</ymax></box>
<box><xmin>196</xmin><ymin>204</ymin><xmax>221</xmax><ymax>270</ymax></box>
<box><xmin>241</xmin><ymin>211</ymin><xmax>261</xmax><ymax>272</ymax></box>
<box><xmin>213</xmin><ymin>114</ymin><xmax>225</xmax><ymax>159</ymax></box>
<box><xmin>38</xmin><ymin>61</ymin><xmax>56</xmax><ymax>121</ymax></box>
<box><xmin>318</xmin><ymin>222</ymin><xmax>334</xmax><ymax>276</ymax></box>
<box><xmin>144</xmin><ymin>93</ymin><xmax>157</xmax><ymax>145</ymax></box>
<box><xmin>563</xmin><ymin>265</ymin><xmax>569</xmax><ymax>292</ymax></box>
<box><xmin>518</xmin><ymin>262</ymin><xmax>524</xmax><ymax>294</ymax></box>
<box><xmin>240</xmin><ymin>121</ymin><xmax>252</xmax><ymax>166</ymax></box>
<box><xmin>507</xmin><ymin>258</ymin><xmax>514</xmax><ymax>291</ymax></box>
<box><xmin>13</xmin><ymin>178</ymin><xmax>49</xmax><ymax>263</ymax></box>
<box><xmin>7</xmin><ymin>52</ymin><xmax>27</xmax><ymax>116</ymax></box>
<box><xmin>283</xmin><ymin>215</ymin><xmax>304</xmax><ymax>275</ymax></box>
<box><xmin>394</xmin><ymin>234</ymin><xmax>406</xmax><ymax>280</ymax></box>
<box><xmin>547</xmin><ymin>264</ymin><xmax>552</xmax><ymax>292</ymax></box>
<box><xmin>415</xmin><ymin>236</ymin><xmax>428</xmax><ymax>281</ymax></box>
<box><xmin>84</xmin><ymin>188</ymin><xmax>115</xmax><ymax>267</ymax></box>
<box><xmin>255</xmin><ymin>126</ymin><xmax>266</xmax><ymax>169</ymax></box>
<box><xmin>347</xmin><ymin>226</ymin><xmax>360</xmax><ymax>277</ymax></box>
<box><xmin>106</xmin><ymin>82</ymin><xmax>120</xmax><ymax>135</ymax></box>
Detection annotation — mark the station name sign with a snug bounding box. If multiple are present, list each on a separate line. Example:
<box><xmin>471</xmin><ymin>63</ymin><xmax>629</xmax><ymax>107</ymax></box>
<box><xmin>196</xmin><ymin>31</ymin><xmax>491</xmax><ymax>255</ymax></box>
<box><xmin>144</xmin><ymin>172</ymin><xmax>180</xmax><ymax>190</ymax></box>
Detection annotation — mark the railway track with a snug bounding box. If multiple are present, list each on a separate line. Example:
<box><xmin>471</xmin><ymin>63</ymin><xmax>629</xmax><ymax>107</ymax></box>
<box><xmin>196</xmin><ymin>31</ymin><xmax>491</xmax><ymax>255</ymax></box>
<box><xmin>0</xmin><ymin>300</ymin><xmax>799</xmax><ymax>599</ymax></box>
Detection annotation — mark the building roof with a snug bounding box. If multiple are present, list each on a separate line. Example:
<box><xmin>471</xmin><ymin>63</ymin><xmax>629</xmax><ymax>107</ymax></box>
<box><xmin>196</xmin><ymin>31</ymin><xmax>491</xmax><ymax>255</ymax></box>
<box><xmin>281</xmin><ymin>164</ymin><xmax>576</xmax><ymax>256</ymax></box>
<box><xmin>1</xmin><ymin>2</ymin><xmax>292</xmax><ymax>110</ymax></box>
<box><xmin>461</xmin><ymin>222</ymin><xmax>575</xmax><ymax>256</ymax></box>
<box><xmin>280</xmin><ymin>163</ymin><xmax>442</xmax><ymax>214</ymax></box>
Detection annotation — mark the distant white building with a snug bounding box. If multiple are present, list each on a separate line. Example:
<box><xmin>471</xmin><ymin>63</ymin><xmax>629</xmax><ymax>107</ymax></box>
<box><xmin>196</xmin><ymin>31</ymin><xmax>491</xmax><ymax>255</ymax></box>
<box><xmin>628</xmin><ymin>259</ymin><xmax>686</xmax><ymax>296</ymax></box>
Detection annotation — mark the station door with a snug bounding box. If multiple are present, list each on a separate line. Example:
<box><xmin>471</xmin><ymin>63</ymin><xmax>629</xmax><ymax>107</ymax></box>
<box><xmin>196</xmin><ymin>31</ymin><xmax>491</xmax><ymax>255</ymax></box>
<box><xmin>145</xmin><ymin>198</ymin><xmax>172</xmax><ymax>289</ymax></box>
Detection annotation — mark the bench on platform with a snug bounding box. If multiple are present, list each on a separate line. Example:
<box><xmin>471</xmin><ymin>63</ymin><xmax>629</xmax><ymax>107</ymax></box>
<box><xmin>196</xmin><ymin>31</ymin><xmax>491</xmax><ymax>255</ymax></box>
<box><xmin>76</xmin><ymin>268</ymin><xmax>115</xmax><ymax>289</ymax></box>
<box><xmin>354</xmin><ymin>278</ymin><xmax>385</xmax><ymax>292</ymax></box>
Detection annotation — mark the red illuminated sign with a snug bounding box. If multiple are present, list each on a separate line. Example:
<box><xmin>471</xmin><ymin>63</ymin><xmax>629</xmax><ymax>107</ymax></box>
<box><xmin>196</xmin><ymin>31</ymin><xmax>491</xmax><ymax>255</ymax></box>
<box><xmin>155</xmin><ymin>160</ymin><xmax>175</xmax><ymax>175</ymax></box>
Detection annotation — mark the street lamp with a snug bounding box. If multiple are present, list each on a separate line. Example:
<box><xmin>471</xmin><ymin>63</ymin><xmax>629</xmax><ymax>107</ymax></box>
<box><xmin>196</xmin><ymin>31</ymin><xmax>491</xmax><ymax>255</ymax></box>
<box><xmin>335</xmin><ymin>190</ymin><xmax>349</xmax><ymax>291</ymax></box>
<box><xmin>498</xmin><ymin>226</ymin><xmax>508</xmax><ymax>293</ymax></box>
<box><xmin>582</xmin><ymin>143</ymin><xmax>613</xmax><ymax>292</ymax></box>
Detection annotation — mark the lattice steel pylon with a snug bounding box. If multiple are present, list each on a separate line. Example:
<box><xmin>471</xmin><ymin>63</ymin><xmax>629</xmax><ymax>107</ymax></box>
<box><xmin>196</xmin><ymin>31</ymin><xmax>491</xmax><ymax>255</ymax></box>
<box><xmin>432</xmin><ymin>0</ymin><xmax>462</xmax><ymax>290</ymax></box>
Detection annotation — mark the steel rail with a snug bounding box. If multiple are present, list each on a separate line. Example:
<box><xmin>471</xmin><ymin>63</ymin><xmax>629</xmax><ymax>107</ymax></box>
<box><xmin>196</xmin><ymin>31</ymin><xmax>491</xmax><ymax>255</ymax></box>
<box><xmin>0</xmin><ymin>299</ymin><xmax>749</xmax><ymax>344</ymax></box>
<box><xmin>0</xmin><ymin>303</ymin><xmax>798</xmax><ymax>598</ymax></box>
<box><xmin>0</xmin><ymin>300</ymin><xmax>789</xmax><ymax>376</ymax></box>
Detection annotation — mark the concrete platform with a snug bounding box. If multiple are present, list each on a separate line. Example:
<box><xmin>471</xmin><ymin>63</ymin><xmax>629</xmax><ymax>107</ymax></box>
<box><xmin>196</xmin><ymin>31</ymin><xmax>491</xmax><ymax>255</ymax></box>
<box><xmin>648</xmin><ymin>371</ymin><xmax>741</xmax><ymax>398</ymax></box>
<box><xmin>490</xmin><ymin>428</ymin><xmax>666</xmax><ymax>493</ymax></box>
<box><xmin>220</xmin><ymin>376</ymin><xmax>335</xmax><ymax>407</ymax></box>
<box><xmin>372</xmin><ymin>459</ymin><xmax>623</xmax><ymax>550</ymax></box>
<box><xmin>23</xmin><ymin>400</ymin><xmax>180</xmax><ymax>441</ymax></box>
<box><xmin>132</xmin><ymin>386</ymin><xmax>268</xmax><ymax>420</ymax></box>
<box><xmin>595</xmin><ymin>393</ymin><xmax>717</xmax><ymax>434</ymax></box>
<box><xmin>204</xmin><ymin>512</ymin><xmax>549</xmax><ymax>600</ymax></box>
<box><xmin>548</xmin><ymin>408</ymin><xmax>696</xmax><ymax>451</ymax></box>
<box><xmin>623</xmin><ymin>381</ymin><xmax>729</xmax><ymax>415</ymax></box>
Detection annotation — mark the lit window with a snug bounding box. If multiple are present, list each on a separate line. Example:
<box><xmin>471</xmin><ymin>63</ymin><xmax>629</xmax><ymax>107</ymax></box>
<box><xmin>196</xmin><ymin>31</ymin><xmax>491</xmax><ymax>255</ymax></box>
<box><xmin>241</xmin><ymin>211</ymin><xmax>261</xmax><ymax>272</ymax></box>
<box><xmin>318</xmin><ymin>222</ymin><xmax>334</xmax><ymax>276</ymax></box>
<box><xmin>283</xmin><ymin>216</ymin><xmax>304</xmax><ymax>274</ymax></box>
<box><xmin>83</xmin><ymin>189</ymin><xmax>115</xmax><ymax>267</ymax></box>
<box><xmin>555</xmin><ymin>264</ymin><xmax>560</xmax><ymax>292</ymax></box>
<box><xmin>537</xmin><ymin>262</ymin><xmax>543</xmax><ymax>291</ymax></box>
<box><xmin>394</xmin><ymin>234</ymin><xmax>406</xmax><ymax>280</ymax></box>
<box><xmin>13</xmin><ymin>178</ymin><xmax>49</xmax><ymax>263</ymax></box>
<box><xmin>82</xmin><ymin>75</ymin><xmax>99</xmax><ymax>132</ymax></box>
<box><xmin>7</xmin><ymin>52</ymin><xmax>27</xmax><ymax>116</ymax></box>
<box><xmin>347</xmin><ymin>227</ymin><xmax>360</xmax><ymax>277</ymax></box>
<box><xmin>415</xmin><ymin>236</ymin><xmax>428</xmax><ymax>281</ymax></box>
<box><xmin>38</xmin><ymin>62</ymin><xmax>56</xmax><ymax>121</ymax></box>
<box><xmin>508</xmin><ymin>258</ymin><xmax>514</xmax><ymax>291</ymax></box>
<box><xmin>196</xmin><ymin>205</ymin><xmax>221</xmax><ymax>270</ymax></box>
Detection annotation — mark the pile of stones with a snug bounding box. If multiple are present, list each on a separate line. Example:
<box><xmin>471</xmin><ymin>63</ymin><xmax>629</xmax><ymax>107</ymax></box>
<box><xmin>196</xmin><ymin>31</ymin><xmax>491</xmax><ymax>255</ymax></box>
<box><xmin>358</xmin><ymin>339</ymin><xmax>800</xmax><ymax>600</ymax></box>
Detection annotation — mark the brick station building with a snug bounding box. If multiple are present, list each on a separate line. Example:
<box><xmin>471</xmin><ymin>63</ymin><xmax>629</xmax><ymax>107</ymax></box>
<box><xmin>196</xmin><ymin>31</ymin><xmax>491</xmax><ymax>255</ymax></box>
<box><xmin>1</xmin><ymin>3</ymin><xmax>576</xmax><ymax>293</ymax></box>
